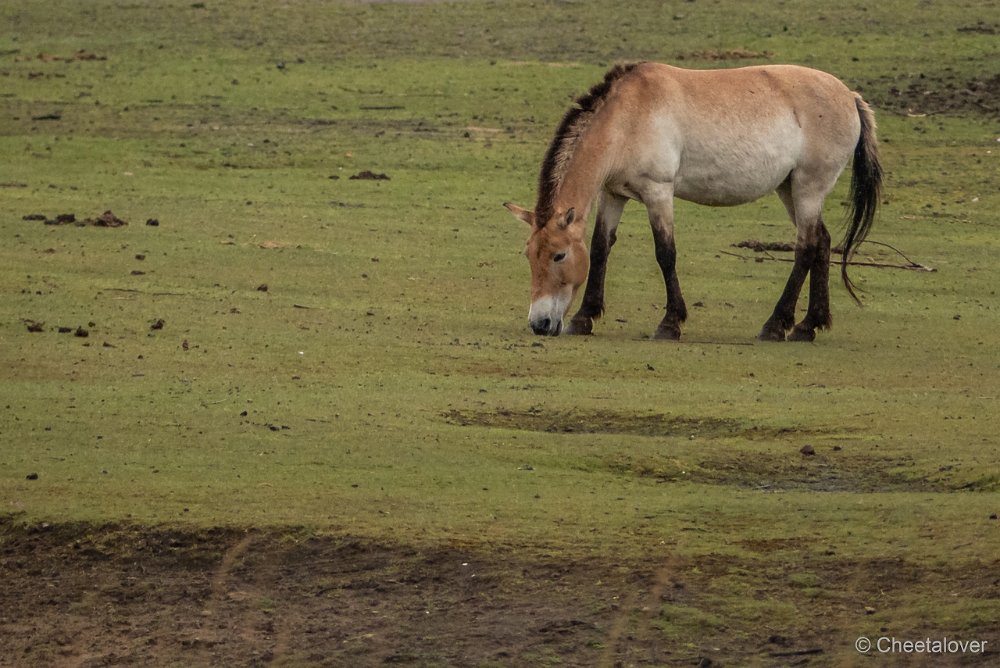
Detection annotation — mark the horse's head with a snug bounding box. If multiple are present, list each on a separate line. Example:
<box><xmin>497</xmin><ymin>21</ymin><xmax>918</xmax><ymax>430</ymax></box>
<box><xmin>504</xmin><ymin>202</ymin><xmax>589</xmax><ymax>336</ymax></box>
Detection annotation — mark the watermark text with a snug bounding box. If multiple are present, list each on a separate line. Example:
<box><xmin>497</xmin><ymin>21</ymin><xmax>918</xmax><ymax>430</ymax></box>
<box><xmin>856</xmin><ymin>636</ymin><xmax>988</xmax><ymax>655</ymax></box>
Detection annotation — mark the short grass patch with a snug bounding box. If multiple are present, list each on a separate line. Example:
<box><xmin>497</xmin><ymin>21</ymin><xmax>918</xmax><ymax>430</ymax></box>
<box><xmin>1</xmin><ymin>0</ymin><xmax>998</xmax><ymax>665</ymax></box>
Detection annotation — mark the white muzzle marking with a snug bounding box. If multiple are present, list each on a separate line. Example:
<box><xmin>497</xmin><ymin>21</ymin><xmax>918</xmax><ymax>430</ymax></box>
<box><xmin>528</xmin><ymin>293</ymin><xmax>570</xmax><ymax>336</ymax></box>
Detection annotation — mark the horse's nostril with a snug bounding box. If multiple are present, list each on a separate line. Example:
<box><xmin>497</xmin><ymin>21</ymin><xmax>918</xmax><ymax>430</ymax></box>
<box><xmin>531</xmin><ymin>318</ymin><xmax>551</xmax><ymax>335</ymax></box>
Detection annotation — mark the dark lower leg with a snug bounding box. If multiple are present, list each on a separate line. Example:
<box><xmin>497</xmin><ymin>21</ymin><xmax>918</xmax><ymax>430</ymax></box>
<box><xmin>789</xmin><ymin>225</ymin><xmax>832</xmax><ymax>341</ymax></box>
<box><xmin>566</xmin><ymin>226</ymin><xmax>616</xmax><ymax>335</ymax></box>
<box><xmin>759</xmin><ymin>243</ymin><xmax>816</xmax><ymax>341</ymax></box>
<box><xmin>652</xmin><ymin>234</ymin><xmax>687</xmax><ymax>340</ymax></box>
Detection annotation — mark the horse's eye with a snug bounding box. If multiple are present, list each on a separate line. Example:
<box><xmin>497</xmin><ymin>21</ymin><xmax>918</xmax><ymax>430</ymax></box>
<box><xmin>553</xmin><ymin>252</ymin><xmax>567</xmax><ymax>263</ymax></box>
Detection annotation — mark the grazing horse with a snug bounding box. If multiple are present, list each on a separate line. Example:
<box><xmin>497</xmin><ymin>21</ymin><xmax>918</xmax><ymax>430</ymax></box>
<box><xmin>504</xmin><ymin>61</ymin><xmax>882</xmax><ymax>341</ymax></box>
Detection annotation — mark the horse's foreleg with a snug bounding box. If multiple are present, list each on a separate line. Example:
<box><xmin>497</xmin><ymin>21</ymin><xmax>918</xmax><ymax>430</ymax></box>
<box><xmin>647</xmin><ymin>200</ymin><xmax>687</xmax><ymax>340</ymax></box>
<box><xmin>788</xmin><ymin>222</ymin><xmax>832</xmax><ymax>341</ymax></box>
<box><xmin>567</xmin><ymin>193</ymin><xmax>626</xmax><ymax>335</ymax></box>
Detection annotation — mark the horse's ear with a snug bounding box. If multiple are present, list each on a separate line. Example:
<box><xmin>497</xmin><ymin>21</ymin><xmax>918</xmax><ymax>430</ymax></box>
<box><xmin>503</xmin><ymin>202</ymin><xmax>535</xmax><ymax>226</ymax></box>
<box><xmin>560</xmin><ymin>207</ymin><xmax>576</xmax><ymax>228</ymax></box>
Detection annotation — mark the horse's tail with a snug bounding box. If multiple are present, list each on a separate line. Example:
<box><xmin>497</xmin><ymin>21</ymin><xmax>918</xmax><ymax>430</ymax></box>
<box><xmin>841</xmin><ymin>94</ymin><xmax>883</xmax><ymax>305</ymax></box>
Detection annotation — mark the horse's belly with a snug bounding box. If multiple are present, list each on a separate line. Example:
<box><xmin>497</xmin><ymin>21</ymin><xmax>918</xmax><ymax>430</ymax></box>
<box><xmin>673</xmin><ymin>163</ymin><xmax>790</xmax><ymax>206</ymax></box>
<box><xmin>672</xmin><ymin>144</ymin><xmax>797</xmax><ymax>206</ymax></box>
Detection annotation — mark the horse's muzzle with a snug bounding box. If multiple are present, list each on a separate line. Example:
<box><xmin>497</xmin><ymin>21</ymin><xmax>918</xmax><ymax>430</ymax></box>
<box><xmin>530</xmin><ymin>317</ymin><xmax>562</xmax><ymax>336</ymax></box>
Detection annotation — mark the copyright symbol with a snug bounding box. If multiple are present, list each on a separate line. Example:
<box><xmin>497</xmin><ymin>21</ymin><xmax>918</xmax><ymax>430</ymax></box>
<box><xmin>856</xmin><ymin>636</ymin><xmax>872</xmax><ymax>653</ymax></box>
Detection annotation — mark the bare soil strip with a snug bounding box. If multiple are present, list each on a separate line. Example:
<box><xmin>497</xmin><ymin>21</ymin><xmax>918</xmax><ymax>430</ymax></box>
<box><xmin>2</xmin><ymin>518</ymin><xmax>997</xmax><ymax>666</ymax></box>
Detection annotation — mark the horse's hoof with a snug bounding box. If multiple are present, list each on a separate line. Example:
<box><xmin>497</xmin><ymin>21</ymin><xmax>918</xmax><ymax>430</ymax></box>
<box><xmin>757</xmin><ymin>326</ymin><xmax>786</xmax><ymax>342</ymax></box>
<box><xmin>565</xmin><ymin>318</ymin><xmax>593</xmax><ymax>336</ymax></box>
<box><xmin>653</xmin><ymin>325</ymin><xmax>681</xmax><ymax>341</ymax></box>
<box><xmin>787</xmin><ymin>326</ymin><xmax>816</xmax><ymax>342</ymax></box>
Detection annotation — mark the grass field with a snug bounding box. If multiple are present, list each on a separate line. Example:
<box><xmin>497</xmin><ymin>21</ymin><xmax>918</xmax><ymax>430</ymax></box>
<box><xmin>2</xmin><ymin>1</ymin><xmax>999</xmax><ymax>665</ymax></box>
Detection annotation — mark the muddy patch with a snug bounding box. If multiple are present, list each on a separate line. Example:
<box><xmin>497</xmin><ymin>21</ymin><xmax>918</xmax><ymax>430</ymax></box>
<box><xmin>443</xmin><ymin>407</ymin><xmax>814</xmax><ymax>440</ymax></box>
<box><xmin>597</xmin><ymin>445</ymin><xmax>936</xmax><ymax>493</ymax></box>
<box><xmin>864</xmin><ymin>72</ymin><xmax>1000</xmax><ymax>117</ymax></box>
<box><xmin>2</xmin><ymin>517</ymin><xmax>996</xmax><ymax>667</ymax></box>
<box><xmin>693</xmin><ymin>449</ymin><xmax>940</xmax><ymax>492</ymax></box>
<box><xmin>0</xmin><ymin>518</ymin><xmax>619</xmax><ymax>667</ymax></box>
<box><xmin>444</xmin><ymin>408</ymin><xmax>939</xmax><ymax>492</ymax></box>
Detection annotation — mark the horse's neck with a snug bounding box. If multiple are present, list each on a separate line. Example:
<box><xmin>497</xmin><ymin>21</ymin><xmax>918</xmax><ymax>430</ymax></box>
<box><xmin>553</xmin><ymin>132</ymin><xmax>616</xmax><ymax>218</ymax></box>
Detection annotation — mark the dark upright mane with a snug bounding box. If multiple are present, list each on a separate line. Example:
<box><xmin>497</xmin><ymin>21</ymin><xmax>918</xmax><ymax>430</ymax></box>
<box><xmin>534</xmin><ymin>62</ymin><xmax>642</xmax><ymax>227</ymax></box>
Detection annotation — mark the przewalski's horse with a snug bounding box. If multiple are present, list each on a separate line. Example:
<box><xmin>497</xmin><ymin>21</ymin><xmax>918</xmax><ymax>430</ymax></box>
<box><xmin>504</xmin><ymin>62</ymin><xmax>882</xmax><ymax>341</ymax></box>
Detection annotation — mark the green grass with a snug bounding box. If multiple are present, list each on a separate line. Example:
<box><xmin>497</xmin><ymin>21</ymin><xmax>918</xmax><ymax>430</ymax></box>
<box><xmin>2</xmin><ymin>0</ymin><xmax>999</xmax><ymax>662</ymax></box>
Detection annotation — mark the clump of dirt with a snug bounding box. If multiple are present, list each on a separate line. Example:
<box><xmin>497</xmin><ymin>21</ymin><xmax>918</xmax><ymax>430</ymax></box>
<box><xmin>735</xmin><ymin>239</ymin><xmax>795</xmax><ymax>252</ymax></box>
<box><xmin>29</xmin><ymin>210</ymin><xmax>129</xmax><ymax>227</ymax></box>
<box><xmin>349</xmin><ymin>170</ymin><xmax>390</xmax><ymax>180</ymax></box>
<box><xmin>32</xmin><ymin>50</ymin><xmax>107</xmax><ymax>62</ymax></box>
<box><xmin>23</xmin><ymin>320</ymin><xmax>96</xmax><ymax>336</ymax></box>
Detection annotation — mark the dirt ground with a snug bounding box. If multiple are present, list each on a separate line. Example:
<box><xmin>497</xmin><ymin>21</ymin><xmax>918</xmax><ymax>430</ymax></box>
<box><xmin>863</xmin><ymin>71</ymin><xmax>1000</xmax><ymax>117</ymax></box>
<box><xmin>0</xmin><ymin>519</ymin><xmax>640</xmax><ymax>667</ymax></box>
<box><xmin>2</xmin><ymin>516</ymin><xmax>997</xmax><ymax>667</ymax></box>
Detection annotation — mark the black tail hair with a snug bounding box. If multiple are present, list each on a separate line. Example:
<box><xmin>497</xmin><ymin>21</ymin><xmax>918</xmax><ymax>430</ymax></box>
<box><xmin>841</xmin><ymin>95</ymin><xmax>883</xmax><ymax>304</ymax></box>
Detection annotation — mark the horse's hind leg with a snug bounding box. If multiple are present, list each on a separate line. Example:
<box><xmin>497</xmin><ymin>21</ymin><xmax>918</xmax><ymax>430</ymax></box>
<box><xmin>566</xmin><ymin>192</ymin><xmax>626</xmax><ymax>335</ymax></box>
<box><xmin>759</xmin><ymin>181</ymin><xmax>830</xmax><ymax>341</ymax></box>
<box><xmin>788</xmin><ymin>221</ymin><xmax>832</xmax><ymax>341</ymax></box>
<box><xmin>758</xmin><ymin>244</ymin><xmax>813</xmax><ymax>341</ymax></box>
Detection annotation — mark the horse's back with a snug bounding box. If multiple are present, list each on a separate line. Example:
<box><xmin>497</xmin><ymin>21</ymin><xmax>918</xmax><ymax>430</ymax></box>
<box><xmin>633</xmin><ymin>62</ymin><xmax>854</xmax><ymax>107</ymax></box>
<box><xmin>626</xmin><ymin>62</ymin><xmax>859</xmax><ymax>139</ymax></box>
<box><xmin>611</xmin><ymin>62</ymin><xmax>861</xmax><ymax>206</ymax></box>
